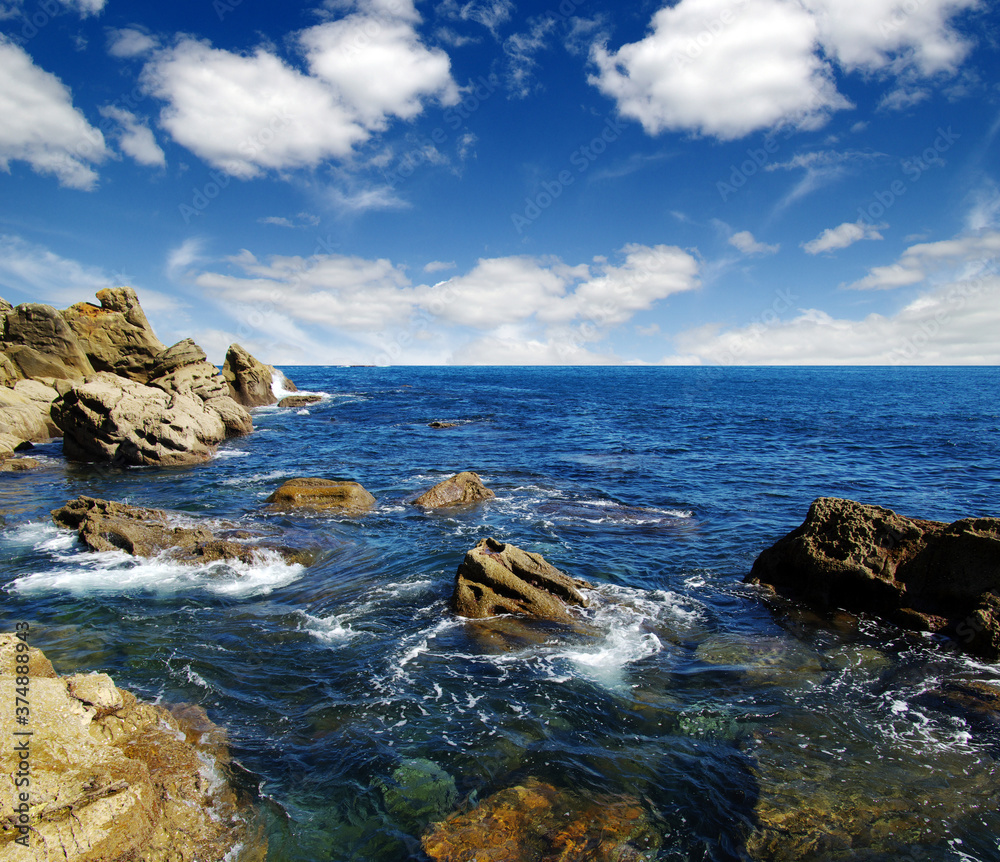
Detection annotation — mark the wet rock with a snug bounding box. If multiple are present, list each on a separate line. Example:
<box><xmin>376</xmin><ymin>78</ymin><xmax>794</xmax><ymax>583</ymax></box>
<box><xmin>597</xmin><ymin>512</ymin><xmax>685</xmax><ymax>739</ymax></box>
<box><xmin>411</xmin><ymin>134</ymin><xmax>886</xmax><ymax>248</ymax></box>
<box><xmin>0</xmin><ymin>456</ymin><xmax>42</xmax><ymax>472</ymax></box>
<box><xmin>0</xmin><ymin>634</ymin><xmax>266</xmax><ymax>862</ymax></box>
<box><xmin>747</xmin><ymin>497</ymin><xmax>1000</xmax><ymax>660</ymax></box>
<box><xmin>428</xmin><ymin>421</ymin><xmax>458</xmax><ymax>428</ymax></box>
<box><xmin>52</xmin><ymin>495</ymin><xmax>313</xmax><ymax>566</ymax></box>
<box><xmin>695</xmin><ymin>634</ymin><xmax>824</xmax><ymax>688</ymax></box>
<box><xmin>380</xmin><ymin>758</ymin><xmax>457</xmax><ymax>833</ymax></box>
<box><xmin>222</xmin><ymin>343</ymin><xmax>289</xmax><ymax>408</ymax></box>
<box><xmin>421</xmin><ymin>776</ymin><xmax>660</xmax><ymax>862</ymax></box>
<box><xmin>412</xmin><ymin>471</ymin><xmax>495</xmax><ymax>508</ymax></box>
<box><xmin>266</xmin><ymin>477</ymin><xmax>376</xmax><ymax>513</ymax></box>
<box><xmin>278</xmin><ymin>394</ymin><xmax>322</xmax><ymax>408</ymax></box>
<box><xmin>451</xmin><ymin>537</ymin><xmax>591</xmax><ymax>623</ymax></box>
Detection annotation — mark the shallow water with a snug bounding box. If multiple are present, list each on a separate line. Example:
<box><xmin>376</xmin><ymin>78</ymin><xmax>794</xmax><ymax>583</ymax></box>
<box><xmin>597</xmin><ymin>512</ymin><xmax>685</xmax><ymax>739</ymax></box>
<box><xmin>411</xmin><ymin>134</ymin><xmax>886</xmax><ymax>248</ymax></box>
<box><xmin>2</xmin><ymin>367</ymin><xmax>999</xmax><ymax>861</ymax></box>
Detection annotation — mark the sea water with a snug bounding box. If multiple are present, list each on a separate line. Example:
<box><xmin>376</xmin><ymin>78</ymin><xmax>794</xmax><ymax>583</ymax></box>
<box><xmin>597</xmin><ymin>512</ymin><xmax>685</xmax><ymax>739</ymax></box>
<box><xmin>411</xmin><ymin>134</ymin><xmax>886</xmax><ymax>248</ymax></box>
<box><xmin>2</xmin><ymin>366</ymin><xmax>999</xmax><ymax>861</ymax></box>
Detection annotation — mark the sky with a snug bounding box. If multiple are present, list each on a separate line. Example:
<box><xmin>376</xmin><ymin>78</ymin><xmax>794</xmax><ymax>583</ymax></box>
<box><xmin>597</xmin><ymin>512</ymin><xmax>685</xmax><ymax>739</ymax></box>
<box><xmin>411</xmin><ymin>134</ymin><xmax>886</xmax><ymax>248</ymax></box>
<box><xmin>0</xmin><ymin>0</ymin><xmax>998</xmax><ymax>366</ymax></box>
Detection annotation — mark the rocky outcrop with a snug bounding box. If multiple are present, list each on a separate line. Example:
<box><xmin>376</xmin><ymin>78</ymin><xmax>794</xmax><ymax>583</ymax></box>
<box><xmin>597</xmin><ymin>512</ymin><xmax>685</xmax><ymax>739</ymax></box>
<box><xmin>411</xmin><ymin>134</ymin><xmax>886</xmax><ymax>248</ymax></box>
<box><xmin>421</xmin><ymin>777</ymin><xmax>660</xmax><ymax>862</ymax></box>
<box><xmin>412</xmin><ymin>471</ymin><xmax>495</xmax><ymax>508</ymax></box>
<box><xmin>278</xmin><ymin>395</ymin><xmax>322</xmax><ymax>408</ymax></box>
<box><xmin>0</xmin><ymin>302</ymin><xmax>95</xmax><ymax>382</ymax></box>
<box><xmin>52</xmin><ymin>496</ymin><xmax>313</xmax><ymax>566</ymax></box>
<box><xmin>452</xmin><ymin>538</ymin><xmax>591</xmax><ymax>622</ymax></box>
<box><xmin>746</xmin><ymin>497</ymin><xmax>1000</xmax><ymax>659</ymax></box>
<box><xmin>61</xmin><ymin>287</ymin><xmax>166</xmax><ymax>381</ymax></box>
<box><xmin>222</xmin><ymin>343</ymin><xmax>289</xmax><ymax>408</ymax></box>
<box><xmin>0</xmin><ymin>633</ymin><xmax>265</xmax><ymax>862</ymax></box>
<box><xmin>266</xmin><ymin>478</ymin><xmax>376</xmax><ymax>513</ymax></box>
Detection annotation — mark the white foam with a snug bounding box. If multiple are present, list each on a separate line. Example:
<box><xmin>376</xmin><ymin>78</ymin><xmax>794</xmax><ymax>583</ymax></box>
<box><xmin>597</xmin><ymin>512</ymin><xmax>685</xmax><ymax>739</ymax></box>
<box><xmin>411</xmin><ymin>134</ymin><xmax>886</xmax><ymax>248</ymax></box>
<box><xmin>3</xmin><ymin>522</ymin><xmax>78</xmax><ymax>553</ymax></box>
<box><xmin>10</xmin><ymin>548</ymin><xmax>304</xmax><ymax>598</ymax></box>
<box><xmin>270</xmin><ymin>370</ymin><xmax>298</xmax><ymax>400</ymax></box>
<box><xmin>298</xmin><ymin>610</ymin><xmax>355</xmax><ymax>643</ymax></box>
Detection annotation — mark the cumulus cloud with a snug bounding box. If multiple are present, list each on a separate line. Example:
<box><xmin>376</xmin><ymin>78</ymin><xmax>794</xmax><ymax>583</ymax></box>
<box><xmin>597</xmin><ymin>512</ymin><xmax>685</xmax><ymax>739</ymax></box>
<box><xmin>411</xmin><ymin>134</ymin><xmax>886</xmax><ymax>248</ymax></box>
<box><xmin>589</xmin><ymin>0</ymin><xmax>849</xmax><ymax>140</ymax></box>
<box><xmin>0</xmin><ymin>38</ymin><xmax>108</xmax><ymax>189</ymax></box>
<box><xmin>99</xmin><ymin>106</ymin><xmax>165</xmax><ymax>167</ymax></box>
<box><xmin>107</xmin><ymin>27</ymin><xmax>159</xmax><ymax>58</ymax></box>
<box><xmin>729</xmin><ymin>231</ymin><xmax>780</xmax><ymax>255</ymax></box>
<box><xmin>141</xmin><ymin>0</ymin><xmax>458</xmax><ymax>177</ymax></box>
<box><xmin>802</xmin><ymin>220</ymin><xmax>885</xmax><ymax>254</ymax></box>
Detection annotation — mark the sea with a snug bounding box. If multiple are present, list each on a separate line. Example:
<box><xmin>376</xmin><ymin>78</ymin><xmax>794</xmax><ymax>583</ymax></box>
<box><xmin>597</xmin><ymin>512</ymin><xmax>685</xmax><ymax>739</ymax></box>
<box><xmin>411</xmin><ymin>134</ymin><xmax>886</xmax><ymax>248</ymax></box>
<box><xmin>2</xmin><ymin>366</ymin><xmax>999</xmax><ymax>861</ymax></box>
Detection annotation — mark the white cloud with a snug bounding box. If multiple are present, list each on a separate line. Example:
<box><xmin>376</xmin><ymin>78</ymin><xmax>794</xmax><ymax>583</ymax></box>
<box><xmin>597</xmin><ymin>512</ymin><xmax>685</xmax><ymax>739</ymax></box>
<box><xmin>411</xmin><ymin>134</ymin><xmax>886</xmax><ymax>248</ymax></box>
<box><xmin>847</xmin><ymin>229</ymin><xmax>1000</xmax><ymax>289</ymax></box>
<box><xmin>142</xmin><ymin>2</ymin><xmax>457</xmax><ymax>177</ymax></box>
<box><xmin>766</xmin><ymin>149</ymin><xmax>884</xmax><ymax>208</ymax></box>
<box><xmin>438</xmin><ymin>0</ymin><xmax>514</xmax><ymax>36</ymax></box>
<box><xmin>166</xmin><ymin>237</ymin><xmax>206</xmax><ymax>280</ymax></box>
<box><xmin>802</xmin><ymin>220</ymin><xmax>885</xmax><ymax>254</ymax></box>
<box><xmin>0</xmin><ymin>38</ymin><xmax>108</xmax><ymax>189</ymax></box>
<box><xmin>589</xmin><ymin>0</ymin><xmax>849</xmax><ymax>140</ymax></box>
<box><xmin>1</xmin><ymin>0</ymin><xmax>105</xmax><ymax>18</ymax></box>
<box><xmin>100</xmin><ymin>105</ymin><xmax>166</xmax><ymax>167</ymax></box>
<box><xmin>424</xmin><ymin>260</ymin><xmax>456</xmax><ymax>273</ymax></box>
<box><xmin>107</xmin><ymin>27</ymin><xmax>159</xmax><ymax>58</ymax></box>
<box><xmin>503</xmin><ymin>17</ymin><xmax>556</xmax><ymax>98</ymax></box>
<box><xmin>730</xmin><ymin>231</ymin><xmax>780</xmax><ymax>255</ymax></box>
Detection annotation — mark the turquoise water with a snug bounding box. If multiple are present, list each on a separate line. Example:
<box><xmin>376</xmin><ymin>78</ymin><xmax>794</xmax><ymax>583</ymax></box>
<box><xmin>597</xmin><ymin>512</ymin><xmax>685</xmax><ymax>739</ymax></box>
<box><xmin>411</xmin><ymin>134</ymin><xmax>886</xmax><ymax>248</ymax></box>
<box><xmin>2</xmin><ymin>366</ymin><xmax>999</xmax><ymax>860</ymax></box>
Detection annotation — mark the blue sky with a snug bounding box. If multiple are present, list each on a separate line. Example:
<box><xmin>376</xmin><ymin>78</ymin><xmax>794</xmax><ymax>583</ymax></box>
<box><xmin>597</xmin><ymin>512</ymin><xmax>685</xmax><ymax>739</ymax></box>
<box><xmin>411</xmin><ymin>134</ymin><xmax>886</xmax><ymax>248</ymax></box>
<box><xmin>0</xmin><ymin>0</ymin><xmax>998</xmax><ymax>365</ymax></box>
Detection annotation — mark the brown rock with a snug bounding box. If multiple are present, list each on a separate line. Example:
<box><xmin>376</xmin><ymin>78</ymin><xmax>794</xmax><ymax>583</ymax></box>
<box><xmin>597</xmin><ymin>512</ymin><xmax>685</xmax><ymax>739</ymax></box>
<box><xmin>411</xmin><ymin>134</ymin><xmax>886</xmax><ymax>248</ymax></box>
<box><xmin>421</xmin><ymin>777</ymin><xmax>660</xmax><ymax>862</ymax></box>
<box><xmin>452</xmin><ymin>537</ymin><xmax>591</xmax><ymax>622</ymax></box>
<box><xmin>0</xmin><ymin>634</ymin><xmax>265</xmax><ymax>862</ymax></box>
<box><xmin>222</xmin><ymin>343</ymin><xmax>291</xmax><ymax>407</ymax></box>
<box><xmin>428</xmin><ymin>421</ymin><xmax>459</xmax><ymax>429</ymax></box>
<box><xmin>0</xmin><ymin>302</ymin><xmax>95</xmax><ymax>382</ymax></box>
<box><xmin>278</xmin><ymin>395</ymin><xmax>322</xmax><ymax>408</ymax></box>
<box><xmin>413</xmin><ymin>471</ymin><xmax>495</xmax><ymax>508</ymax></box>
<box><xmin>265</xmin><ymin>477</ymin><xmax>376</xmax><ymax>513</ymax></box>
<box><xmin>746</xmin><ymin>497</ymin><xmax>1000</xmax><ymax>659</ymax></box>
<box><xmin>0</xmin><ymin>456</ymin><xmax>42</xmax><ymax>472</ymax></box>
<box><xmin>52</xmin><ymin>496</ymin><xmax>313</xmax><ymax>566</ymax></box>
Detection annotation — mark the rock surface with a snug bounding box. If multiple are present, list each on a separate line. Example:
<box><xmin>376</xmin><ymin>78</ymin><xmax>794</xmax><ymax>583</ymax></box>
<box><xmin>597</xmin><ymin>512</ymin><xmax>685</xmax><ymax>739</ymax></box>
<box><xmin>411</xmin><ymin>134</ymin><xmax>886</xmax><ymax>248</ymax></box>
<box><xmin>421</xmin><ymin>777</ymin><xmax>660</xmax><ymax>862</ymax></box>
<box><xmin>412</xmin><ymin>471</ymin><xmax>495</xmax><ymax>508</ymax></box>
<box><xmin>222</xmin><ymin>344</ymin><xmax>284</xmax><ymax>408</ymax></box>
<box><xmin>266</xmin><ymin>477</ymin><xmax>377</xmax><ymax>512</ymax></box>
<box><xmin>0</xmin><ymin>302</ymin><xmax>95</xmax><ymax>382</ymax></box>
<box><xmin>0</xmin><ymin>633</ymin><xmax>265</xmax><ymax>862</ymax></box>
<box><xmin>278</xmin><ymin>395</ymin><xmax>322</xmax><ymax>408</ymax></box>
<box><xmin>746</xmin><ymin>497</ymin><xmax>1000</xmax><ymax>659</ymax></box>
<box><xmin>52</xmin><ymin>496</ymin><xmax>312</xmax><ymax>566</ymax></box>
<box><xmin>451</xmin><ymin>537</ymin><xmax>591</xmax><ymax>622</ymax></box>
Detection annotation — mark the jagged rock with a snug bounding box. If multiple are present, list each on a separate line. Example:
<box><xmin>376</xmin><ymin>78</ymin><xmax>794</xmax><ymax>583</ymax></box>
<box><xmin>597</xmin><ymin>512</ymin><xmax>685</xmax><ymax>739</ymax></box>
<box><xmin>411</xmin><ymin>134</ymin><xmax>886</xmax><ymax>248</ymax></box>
<box><xmin>0</xmin><ymin>302</ymin><xmax>95</xmax><ymax>382</ymax></box>
<box><xmin>421</xmin><ymin>777</ymin><xmax>660</xmax><ymax>862</ymax></box>
<box><xmin>746</xmin><ymin>497</ymin><xmax>1000</xmax><ymax>660</ymax></box>
<box><xmin>265</xmin><ymin>477</ymin><xmax>376</xmax><ymax>513</ymax></box>
<box><xmin>451</xmin><ymin>537</ymin><xmax>591</xmax><ymax>623</ymax></box>
<box><xmin>61</xmin><ymin>287</ymin><xmax>166</xmax><ymax>381</ymax></box>
<box><xmin>412</xmin><ymin>471</ymin><xmax>495</xmax><ymax>508</ymax></box>
<box><xmin>222</xmin><ymin>343</ymin><xmax>290</xmax><ymax>408</ymax></box>
<box><xmin>0</xmin><ymin>634</ymin><xmax>266</xmax><ymax>862</ymax></box>
<box><xmin>52</xmin><ymin>372</ymin><xmax>229</xmax><ymax>466</ymax></box>
<box><xmin>279</xmin><ymin>395</ymin><xmax>322</xmax><ymax>408</ymax></box>
<box><xmin>52</xmin><ymin>496</ymin><xmax>313</xmax><ymax>566</ymax></box>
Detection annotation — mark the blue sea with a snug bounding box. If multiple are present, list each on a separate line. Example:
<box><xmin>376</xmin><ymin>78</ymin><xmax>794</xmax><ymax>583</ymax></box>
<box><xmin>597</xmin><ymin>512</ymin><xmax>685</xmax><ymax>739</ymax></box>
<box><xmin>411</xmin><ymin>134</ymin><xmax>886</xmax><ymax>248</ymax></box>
<box><xmin>3</xmin><ymin>366</ymin><xmax>999</xmax><ymax>861</ymax></box>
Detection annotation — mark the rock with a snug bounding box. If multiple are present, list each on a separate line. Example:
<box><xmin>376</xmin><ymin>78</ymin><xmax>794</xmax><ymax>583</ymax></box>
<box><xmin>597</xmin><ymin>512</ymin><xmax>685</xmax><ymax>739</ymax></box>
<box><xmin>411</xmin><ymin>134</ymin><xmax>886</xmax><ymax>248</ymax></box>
<box><xmin>451</xmin><ymin>537</ymin><xmax>591</xmax><ymax>622</ymax></box>
<box><xmin>61</xmin><ymin>287</ymin><xmax>166</xmax><ymax>381</ymax></box>
<box><xmin>0</xmin><ymin>456</ymin><xmax>42</xmax><ymax>472</ymax></box>
<box><xmin>428</xmin><ymin>421</ymin><xmax>459</xmax><ymax>429</ymax></box>
<box><xmin>413</xmin><ymin>472</ymin><xmax>495</xmax><ymax>508</ymax></box>
<box><xmin>0</xmin><ymin>386</ymin><xmax>55</xmax><ymax>444</ymax></box>
<box><xmin>222</xmin><ymin>343</ymin><xmax>287</xmax><ymax>408</ymax></box>
<box><xmin>0</xmin><ymin>633</ymin><xmax>265</xmax><ymax>862</ymax></box>
<box><xmin>694</xmin><ymin>634</ymin><xmax>824</xmax><ymax>688</ymax></box>
<box><xmin>380</xmin><ymin>758</ymin><xmax>458</xmax><ymax>833</ymax></box>
<box><xmin>0</xmin><ymin>302</ymin><xmax>95</xmax><ymax>382</ymax></box>
<box><xmin>52</xmin><ymin>373</ymin><xmax>229</xmax><ymax>466</ymax></box>
<box><xmin>266</xmin><ymin>477</ymin><xmax>376</xmax><ymax>513</ymax></box>
<box><xmin>278</xmin><ymin>395</ymin><xmax>322</xmax><ymax>408</ymax></box>
<box><xmin>0</xmin><ymin>351</ymin><xmax>22</xmax><ymax>387</ymax></box>
<box><xmin>421</xmin><ymin>777</ymin><xmax>660</xmax><ymax>862</ymax></box>
<box><xmin>52</xmin><ymin>496</ymin><xmax>313</xmax><ymax>566</ymax></box>
<box><xmin>746</xmin><ymin>497</ymin><xmax>1000</xmax><ymax>660</ymax></box>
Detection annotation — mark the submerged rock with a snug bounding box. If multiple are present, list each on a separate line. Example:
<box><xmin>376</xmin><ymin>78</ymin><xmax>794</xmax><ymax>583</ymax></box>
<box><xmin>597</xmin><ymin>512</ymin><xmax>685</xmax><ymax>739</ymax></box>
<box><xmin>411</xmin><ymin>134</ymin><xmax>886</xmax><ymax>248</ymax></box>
<box><xmin>52</xmin><ymin>496</ymin><xmax>313</xmax><ymax>566</ymax></box>
<box><xmin>421</xmin><ymin>777</ymin><xmax>660</xmax><ymax>862</ymax></box>
<box><xmin>747</xmin><ymin>497</ymin><xmax>1000</xmax><ymax>660</ymax></box>
<box><xmin>266</xmin><ymin>477</ymin><xmax>376</xmax><ymax>513</ymax></box>
<box><xmin>380</xmin><ymin>758</ymin><xmax>458</xmax><ymax>833</ymax></box>
<box><xmin>278</xmin><ymin>394</ymin><xmax>322</xmax><ymax>408</ymax></box>
<box><xmin>0</xmin><ymin>634</ymin><xmax>265</xmax><ymax>862</ymax></box>
<box><xmin>451</xmin><ymin>537</ymin><xmax>591</xmax><ymax>623</ymax></box>
<box><xmin>428</xmin><ymin>421</ymin><xmax>459</xmax><ymax>429</ymax></box>
<box><xmin>412</xmin><ymin>471</ymin><xmax>495</xmax><ymax>508</ymax></box>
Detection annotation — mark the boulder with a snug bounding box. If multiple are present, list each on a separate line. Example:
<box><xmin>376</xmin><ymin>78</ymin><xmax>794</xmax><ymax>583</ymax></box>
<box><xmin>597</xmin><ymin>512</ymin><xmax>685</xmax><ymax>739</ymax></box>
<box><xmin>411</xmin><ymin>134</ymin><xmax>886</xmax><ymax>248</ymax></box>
<box><xmin>0</xmin><ymin>386</ymin><xmax>54</xmax><ymax>446</ymax></box>
<box><xmin>0</xmin><ymin>456</ymin><xmax>42</xmax><ymax>472</ymax></box>
<box><xmin>451</xmin><ymin>537</ymin><xmax>591</xmax><ymax>622</ymax></box>
<box><xmin>52</xmin><ymin>496</ymin><xmax>313</xmax><ymax>566</ymax></box>
<box><xmin>278</xmin><ymin>395</ymin><xmax>322</xmax><ymax>408</ymax></box>
<box><xmin>412</xmin><ymin>471</ymin><xmax>495</xmax><ymax>509</ymax></box>
<box><xmin>222</xmin><ymin>343</ymin><xmax>289</xmax><ymax>408</ymax></box>
<box><xmin>421</xmin><ymin>777</ymin><xmax>660</xmax><ymax>862</ymax></box>
<box><xmin>61</xmin><ymin>287</ymin><xmax>166</xmax><ymax>381</ymax></box>
<box><xmin>265</xmin><ymin>477</ymin><xmax>376</xmax><ymax>513</ymax></box>
<box><xmin>0</xmin><ymin>302</ymin><xmax>95</xmax><ymax>382</ymax></box>
<box><xmin>52</xmin><ymin>372</ymin><xmax>229</xmax><ymax>466</ymax></box>
<box><xmin>428</xmin><ymin>421</ymin><xmax>459</xmax><ymax>429</ymax></box>
<box><xmin>746</xmin><ymin>497</ymin><xmax>1000</xmax><ymax>659</ymax></box>
<box><xmin>0</xmin><ymin>633</ymin><xmax>265</xmax><ymax>862</ymax></box>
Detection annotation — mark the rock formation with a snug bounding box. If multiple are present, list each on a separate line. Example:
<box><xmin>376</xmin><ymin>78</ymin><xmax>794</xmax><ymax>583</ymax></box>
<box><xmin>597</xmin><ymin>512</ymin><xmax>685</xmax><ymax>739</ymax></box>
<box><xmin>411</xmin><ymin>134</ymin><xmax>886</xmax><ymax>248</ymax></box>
<box><xmin>421</xmin><ymin>777</ymin><xmax>660</xmax><ymax>862</ymax></box>
<box><xmin>266</xmin><ymin>477</ymin><xmax>377</xmax><ymax>513</ymax></box>
<box><xmin>746</xmin><ymin>497</ymin><xmax>1000</xmax><ymax>659</ymax></box>
<box><xmin>278</xmin><ymin>395</ymin><xmax>322</xmax><ymax>408</ymax></box>
<box><xmin>451</xmin><ymin>537</ymin><xmax>591</xmax><ymax>622</ymax></box>
<box><xmin>222</xmin><ymin>343</ymin><xmax>290</xmax><ymax>408</ymax></box>
<box><xmin>52</xmin><ymin>496</ymin><xmax>314</xmax><ymax>566</ymax></box>
<box><xmin>0</xmin><ymin>633</ymin><xmax>265</xmax><ymax>862</ymax></box>
<box><xmin>412</xmin><ymin>471</ymin><xmax>495</xmax><ymax>508</ymax></box>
